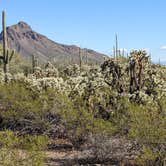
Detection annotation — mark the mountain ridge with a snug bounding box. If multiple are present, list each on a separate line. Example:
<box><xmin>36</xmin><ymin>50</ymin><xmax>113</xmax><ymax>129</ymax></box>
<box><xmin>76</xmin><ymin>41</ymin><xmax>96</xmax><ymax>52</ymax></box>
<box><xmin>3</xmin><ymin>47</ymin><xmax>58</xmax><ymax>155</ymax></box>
<box><xmin>0</xmin><ymin>21</ymin><xmax>107</xmax><ymax>65</ymax></box>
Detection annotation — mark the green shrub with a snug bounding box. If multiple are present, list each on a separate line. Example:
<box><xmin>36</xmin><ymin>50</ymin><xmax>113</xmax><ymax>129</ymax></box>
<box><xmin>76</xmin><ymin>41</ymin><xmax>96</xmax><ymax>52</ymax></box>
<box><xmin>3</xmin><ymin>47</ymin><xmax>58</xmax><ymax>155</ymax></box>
<box><xmin>60</xmin><ymin>105</ymin><xmax>115</xmax><ymax>147</ymax></box>
<box><xmin>0</xmin><ymin>130</ymin><xmax>48</xmax><ymax>166</ymax></box>
<box><xmin>0</xmin><ymin>82</ymin><xmax>72</xmax><ymax>136</ymax></box>
<box><xmin>0</xmin><ymin>82</ymin><xmax>45</xmax><ymax>133</ymax></box>
<box><xmin>128</xmin><ymin>102</ymin><xmax>165</xmax><ymax>165</ymax></box>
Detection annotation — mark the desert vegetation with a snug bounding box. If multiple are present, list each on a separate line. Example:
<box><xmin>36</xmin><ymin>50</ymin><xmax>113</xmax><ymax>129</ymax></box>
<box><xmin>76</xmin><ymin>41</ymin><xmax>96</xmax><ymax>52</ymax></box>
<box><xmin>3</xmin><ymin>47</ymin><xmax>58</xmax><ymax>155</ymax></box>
<box><xmin>0</xmin><ymin>11</ymin><xmax>165</xmax><ymax>166</ymax></box>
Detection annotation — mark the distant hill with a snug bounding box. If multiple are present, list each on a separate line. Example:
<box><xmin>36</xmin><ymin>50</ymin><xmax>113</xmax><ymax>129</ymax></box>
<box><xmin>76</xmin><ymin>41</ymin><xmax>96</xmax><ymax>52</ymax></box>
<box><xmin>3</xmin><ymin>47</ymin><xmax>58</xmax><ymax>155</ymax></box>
<box><xmin>0</xmin><ymin>21</ymin><xmax>107</xmax><ymax>65</ymax></box>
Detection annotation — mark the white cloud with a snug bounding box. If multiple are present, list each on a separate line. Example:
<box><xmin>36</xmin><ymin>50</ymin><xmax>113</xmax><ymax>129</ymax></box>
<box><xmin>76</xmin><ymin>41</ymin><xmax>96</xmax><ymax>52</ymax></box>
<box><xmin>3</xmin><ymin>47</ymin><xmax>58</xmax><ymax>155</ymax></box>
<box><xmin>160</xmin><ymin>46</ymin><xmax>166</xmax><ymax>50</ymax></box>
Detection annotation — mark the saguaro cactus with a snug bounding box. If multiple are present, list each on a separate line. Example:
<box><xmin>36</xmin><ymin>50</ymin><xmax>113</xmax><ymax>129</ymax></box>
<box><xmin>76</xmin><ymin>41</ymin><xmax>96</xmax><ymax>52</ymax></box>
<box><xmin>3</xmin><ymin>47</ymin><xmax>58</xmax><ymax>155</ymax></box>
<box><xmin>0</xmin><ymin>11</ymin><xmax>15</xmax><ymax>74</ymax></box>
<box><xmin>32</xmin><ymin>54</ymin><xmax>38</xmax><ymax>73</ymax></box>
<box><xmin>118</xmin><ymin>50</ymin><xmax>121</xmax><ymax>57</ymax></box>
<box><xmin>113</xmin><ymin>46</ymin><xmax>115</xmax><ymax>59</ymax></box>
<box><xmin>85</xmin><ymin>49</ymin><xmax>88</xmax><ymax>64</ymax></box>
<box><xmin>115</xmin><ymin>34</ymin><xmax>118</xmax><ymax>59</ymax></box>
<box><xmin>78</xmin><ymin>47</ymin><xmax>82</xmax><ymax>72</ymax></box>
<box><xmin>122</xmin><ymin>49</ymin><xmax>125</xmax><ymax>57</ymax></box>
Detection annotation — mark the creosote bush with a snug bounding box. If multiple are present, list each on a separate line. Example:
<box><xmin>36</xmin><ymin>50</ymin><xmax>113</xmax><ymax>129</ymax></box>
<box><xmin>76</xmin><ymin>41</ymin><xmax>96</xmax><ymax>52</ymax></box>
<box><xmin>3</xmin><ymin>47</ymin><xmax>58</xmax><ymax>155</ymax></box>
<box><xmin>0</xmin><ymin>82</ymin><xmax>73</xmax><ymax>138</ymax></box>
<box><xmin>60</xmin><ymin>106</ymin><xmax>115</xmax><ymax>147</ymax></box>
<box><xmin>0</xmin><ymin>130</ymin><xmax>48</xmax><ymax>166</ymax></box>
<box><xmin>128</xmin><ymin>102</ymin><xmax>166</xmax><ymax>166</ymax></box>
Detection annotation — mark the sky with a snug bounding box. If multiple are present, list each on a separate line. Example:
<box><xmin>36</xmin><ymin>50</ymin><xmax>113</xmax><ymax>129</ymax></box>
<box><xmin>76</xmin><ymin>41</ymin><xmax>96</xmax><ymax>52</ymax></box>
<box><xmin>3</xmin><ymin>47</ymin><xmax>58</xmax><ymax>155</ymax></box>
<box><xmin>0</xmin><ymin>0</ymin><xmax>166</xmax><ymax>62</ymax></box>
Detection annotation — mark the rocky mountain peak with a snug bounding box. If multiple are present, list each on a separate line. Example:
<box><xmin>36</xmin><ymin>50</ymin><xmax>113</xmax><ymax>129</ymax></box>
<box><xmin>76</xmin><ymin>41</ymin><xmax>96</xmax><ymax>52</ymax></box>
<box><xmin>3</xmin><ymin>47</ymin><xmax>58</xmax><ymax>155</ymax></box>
<box><xmin>0</xmin><ymin>21</ymin><xmax>106</xmax><ymax>64</ymax></box>
<box><xmin>17</xmin><ymin>21</ymin><xmax>32</xmax><ymax>30</ymax></box>
<box><xmin>7</xmin><ymin>21</ymin><xmax>32</xmax><ymax>34</ymax></box>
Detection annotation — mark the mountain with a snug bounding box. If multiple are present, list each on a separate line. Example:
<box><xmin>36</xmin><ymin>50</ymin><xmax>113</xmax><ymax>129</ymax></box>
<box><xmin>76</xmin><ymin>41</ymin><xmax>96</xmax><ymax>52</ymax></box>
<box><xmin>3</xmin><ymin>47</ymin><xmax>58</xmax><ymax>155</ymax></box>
<box><xmin>0</xmin><ymin>21</ymin><xmax>107</xmax><ymax>65</ymax></box>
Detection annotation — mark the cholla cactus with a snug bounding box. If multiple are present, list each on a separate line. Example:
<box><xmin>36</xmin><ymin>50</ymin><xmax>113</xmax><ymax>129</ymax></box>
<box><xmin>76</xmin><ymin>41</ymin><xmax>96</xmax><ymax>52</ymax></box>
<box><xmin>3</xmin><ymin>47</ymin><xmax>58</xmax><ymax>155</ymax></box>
<box><xmin>36</xmin><ymin>77</ymin><xmax>66</xmax><ymax>91</ymax></box>
<box><xmin>32</xmin><ymin>62</ymin><xmax>59</xmax><ymax>79</ymax></box>
<box><xmin>129</xmin><ymin>50</ymin><xmax>149</xmax><ymax>94</ymax></box>
<box><xmin>33</xmin><ymin>66</ymin><xmax>43</xmax><ymax>78</ymax></box>
<box><xmin>0</xmin><ymin>48</ymin><xmax>166</xmax><ymax>107</ymax></box>
<box><xmin>101</xmin><ymin>59</ymin><xmax>124</xmax><ymax>93</ymax></box>
<box><xmin>44</xmin><ymin>61</ymin><xmax>59</xmax><ymax>77</ymax></box>
<box><xmin>63</xmin><ymin>64</ymin><xmax>80</xmax><ymax>77</ymax></box>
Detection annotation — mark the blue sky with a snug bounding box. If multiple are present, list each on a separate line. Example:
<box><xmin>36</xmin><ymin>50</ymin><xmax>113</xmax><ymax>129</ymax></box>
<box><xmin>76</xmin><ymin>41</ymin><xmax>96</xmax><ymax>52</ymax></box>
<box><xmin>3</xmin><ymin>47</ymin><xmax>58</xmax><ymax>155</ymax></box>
<box><xmin>0</xmin><ymin>0</ymin><xmax>166</xmax><ymax>62</ymax></box>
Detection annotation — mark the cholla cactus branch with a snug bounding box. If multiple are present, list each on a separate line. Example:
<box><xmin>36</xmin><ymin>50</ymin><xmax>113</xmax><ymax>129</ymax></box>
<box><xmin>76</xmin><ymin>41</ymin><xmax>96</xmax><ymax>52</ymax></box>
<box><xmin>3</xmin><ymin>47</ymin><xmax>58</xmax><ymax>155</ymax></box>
<box><xmin>129</xmin><ymin>50</ymin><xmax>149</xmax><ymax>93</ymax></box>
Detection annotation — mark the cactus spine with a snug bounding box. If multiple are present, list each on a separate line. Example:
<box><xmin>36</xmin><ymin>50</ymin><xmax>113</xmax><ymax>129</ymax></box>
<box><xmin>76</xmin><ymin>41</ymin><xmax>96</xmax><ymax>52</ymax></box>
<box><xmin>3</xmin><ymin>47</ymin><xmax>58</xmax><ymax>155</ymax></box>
<box><xmin>0</xmin><ymin>11</ymin><xmax>15</xmax><ymax>75</ymax></box>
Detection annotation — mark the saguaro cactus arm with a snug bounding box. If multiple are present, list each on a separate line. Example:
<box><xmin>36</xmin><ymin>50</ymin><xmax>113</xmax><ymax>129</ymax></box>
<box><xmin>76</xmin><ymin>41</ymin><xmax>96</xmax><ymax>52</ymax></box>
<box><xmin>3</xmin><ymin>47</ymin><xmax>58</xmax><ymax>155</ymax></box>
<box><xmin>9</xmin><ymin>50</ymin><xmax>15</xmax><ymax>61</ymax></box>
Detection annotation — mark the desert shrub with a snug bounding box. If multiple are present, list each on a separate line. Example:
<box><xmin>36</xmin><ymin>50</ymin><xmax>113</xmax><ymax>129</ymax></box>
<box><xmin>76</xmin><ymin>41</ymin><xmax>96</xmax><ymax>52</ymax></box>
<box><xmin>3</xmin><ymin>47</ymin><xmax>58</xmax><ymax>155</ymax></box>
<box><xmin>0</xmin><ymin>130</ymin><xmax>48</xmax><ymax>166</ymax></box>
<box><xmin>103</xmin><ymin>96</ymin><xmax>165</xmax><ymax>165</ymax></box>
<box><xmin>88</xmin><ymin>134</ymin><xmax>114</xmax><ymax>161</ymax></box>
<box><xmin>0</xmin><ymin>82</ymin><xmax>72</xmax><ymax>137</ymax></box>
<box><xmin>8</xmin><ymin>52</ymin><xmax>31</xmax><ymax>75</ymax></box>
<box><xmin>1</xmin><ymin>82</ymin><xmax>116</xmax><ymax>146</ymax></box>
<box><xmin>0</xmin><ymin>81</ymin><xmax>115</xmax><ymax>147</ymax></box>
<box><xmin>128</xmin><ymin>101</ymin><xmax>166</xmax><ymax>166</ymax></box>
<box><xmin>0</xmin><ymin>82</ymin><xmax>45</xmax><ymax>133</ymax></box>
<box><xmin>60</xmin><ymin>105</ymin><xmax>115</xmax><ymax>147</ymax></box>
<box><xmin>109</xmin><ymin>97</ymin><xmax>132</xmax><ymax>135</ymax></box>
